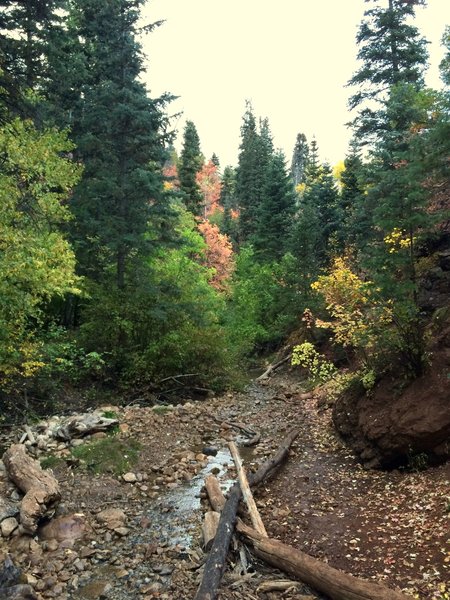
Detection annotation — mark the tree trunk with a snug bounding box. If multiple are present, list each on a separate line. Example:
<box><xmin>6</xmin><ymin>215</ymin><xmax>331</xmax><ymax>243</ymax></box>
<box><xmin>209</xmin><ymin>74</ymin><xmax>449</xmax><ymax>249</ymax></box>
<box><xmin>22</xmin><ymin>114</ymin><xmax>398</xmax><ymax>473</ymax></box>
<box><xmin>202</xmin><ymin>511</ymin><xmax>221</xmax><ymax>551</ymax></box>
<box><xmin>237</xmin><ymin>521</ymin><xmax>413</xmax><ymax>600</ymax></box>
<box><xmin>3</xmin><ymin>444</ymin><xmax>60</xmax><ymax>534</ymax></box>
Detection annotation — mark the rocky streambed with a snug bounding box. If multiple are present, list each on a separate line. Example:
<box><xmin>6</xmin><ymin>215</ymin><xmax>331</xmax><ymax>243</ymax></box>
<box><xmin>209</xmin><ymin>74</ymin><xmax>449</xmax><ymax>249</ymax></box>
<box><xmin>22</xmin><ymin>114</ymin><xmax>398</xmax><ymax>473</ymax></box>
<box><xmin>0</xmin><ymin>374</ymin><xmax>448</xmax><ymax>600</ymax></box>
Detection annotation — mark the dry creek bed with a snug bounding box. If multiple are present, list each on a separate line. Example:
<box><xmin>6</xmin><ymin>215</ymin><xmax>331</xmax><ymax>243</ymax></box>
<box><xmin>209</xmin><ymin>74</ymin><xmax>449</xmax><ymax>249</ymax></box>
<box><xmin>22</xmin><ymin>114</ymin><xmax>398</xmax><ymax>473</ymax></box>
<box><xmin>0</xmin><ymin>373</ymin><xmax>448</xmax><ymax>600</ymax></box>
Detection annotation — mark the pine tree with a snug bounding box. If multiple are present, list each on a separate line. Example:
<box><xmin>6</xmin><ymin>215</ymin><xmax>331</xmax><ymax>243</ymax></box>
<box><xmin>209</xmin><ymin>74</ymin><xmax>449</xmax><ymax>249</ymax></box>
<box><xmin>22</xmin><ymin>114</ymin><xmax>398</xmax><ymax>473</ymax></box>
<box><xmin>178</xmin><ymin>120</ymin><xmax>204</xmax><ymax>215</ymax></box>
<box><xmin>253</xmin><ymin>151</ymin><xmax>296</xmax><ymax>262</ymax></box>
<box><xmin>290</xmin><ymin>132</ymin><xmax>309</xmax><ymax>187</ymax></box>
<box><xmin>339</xmin><ymin>141</ymin><xmax>365</xmax><ymax>248</ymax></box>
<box><xmin>69</xmin><ymin>0</ymin><xmax>173</xmax><ymax>290</ymax></box>
<box><xmin>235</xmin><ymin>104</ymin><xmax>273</xmax><ymax>244</ymax></box>
<box><xmin>0</xmin><ymin>0</ymin><xmax>68</xmax><ymax>119</ymax></box>
<box><xmin>220</xmin><ymin>166</ymin><xmax>239</xmax><ymax>246</ymax></box>
<box><xmin>347</xmin><ymin>0</ymin><xmax>428</xmax><ymax>145</ymax></box>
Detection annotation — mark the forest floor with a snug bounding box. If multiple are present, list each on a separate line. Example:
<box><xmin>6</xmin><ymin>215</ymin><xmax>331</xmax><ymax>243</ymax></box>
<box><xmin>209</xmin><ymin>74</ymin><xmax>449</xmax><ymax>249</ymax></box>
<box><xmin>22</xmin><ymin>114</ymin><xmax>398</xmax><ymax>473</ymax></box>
<box><xmin>0</xmin><ymin>370</ymin><xmax>449</xmax><ymax>600</ymax></box>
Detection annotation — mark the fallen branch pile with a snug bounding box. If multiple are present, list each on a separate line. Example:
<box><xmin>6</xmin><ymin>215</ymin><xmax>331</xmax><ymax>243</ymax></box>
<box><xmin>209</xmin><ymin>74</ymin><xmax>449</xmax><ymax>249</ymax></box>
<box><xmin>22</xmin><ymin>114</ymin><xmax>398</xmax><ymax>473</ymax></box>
<box><xmin>195</xmin><ymin>430</ymin><xmax>414</xmax><ymax>600</ymax></box>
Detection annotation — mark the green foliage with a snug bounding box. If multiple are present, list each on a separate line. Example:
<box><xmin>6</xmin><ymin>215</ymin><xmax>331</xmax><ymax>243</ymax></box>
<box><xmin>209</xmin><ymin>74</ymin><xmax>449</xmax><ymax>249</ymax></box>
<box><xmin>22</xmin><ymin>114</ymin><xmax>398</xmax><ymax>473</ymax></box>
<box><xmin>78</xmin><ymin>204</ymin><xmax>235</xmax><ymax>389</ymax></box>
<box><xmin>253</xmin><ymin>151</ymin><xmax>296</xmax><ymax>262</ymax></box>
<box><xmin>291</xmin><ymin>342</ymin><xmax>337</xmax><ymax>384</ymax></box>
<box><xmin>0</xmin><ymin>118</ymin><xmax>81</xmax><ymax>389</ymax></box>
<box><xmin>71</xmin><ymin>437</ymin><xmax>141</xmax><ymax>475</ymax></box>
<box><xmin>40</xmin><ymin>455</ymin><xmax>65</xmax><ymax>470</ymax></box>
<box><xmin>236</xmin><ymin>104</ymin><xmax>273</xmax><ymax>244</ymax></box>
<box><xmin>290</xmin><ymin>132</ymin><xmax>309</xmax><ymax>187</ymax></box>
<box><xmin>347</xmin><ymin>0</ymin><xmax>428</xmax><ymax>144</ymax></box>
<box><xmin>37</xmin><ymin>326</ymin><xmax>105</xmax><ymax>385</ymax></box>
<box><xmin>179</xmin><ymin>120</ymin><xmax>204</xmax><ymax>215</ymax></box>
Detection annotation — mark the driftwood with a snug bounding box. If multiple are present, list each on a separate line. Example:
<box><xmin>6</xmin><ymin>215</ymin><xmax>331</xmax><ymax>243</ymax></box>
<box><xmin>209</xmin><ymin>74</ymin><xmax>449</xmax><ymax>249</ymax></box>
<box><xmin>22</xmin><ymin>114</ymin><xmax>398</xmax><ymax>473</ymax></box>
<box><xmin>194</xmin><ymin>429</ymin><xmax>299</xmax><ymax>600</ymax></box>
<box><xmin>214</xmin><ymin>419</ymin><xmax>260</xmax><ymax>447</ymax></box>
<box><xmin>202</xmin><ymin>511</ymin><xmax>221</xmax><ymax>551</ymax></box>
<box><xmin>3</xmin><ymin>444</ymin><xmax>60</xmax><ymax>534</ymax></box>
<box><xmin>51</xmin><ymin>413</ymin><xmax>118</xmax><ymax>441</ymax></box>
<box><xmin>237</xmin><ymin>521</ymin><xmax>413</xmax><ymax>600</ymax></box>
<box><xmin>204</xmin><ymin>475</ymin><xmax>226</xmax><ymax>512</ymax></box>
<box><xmin>228</xmin><ymin>441</ymin><xmax>267</xmax><ymax>536</ymax></box>
<box><xmin>256</xmin><ymin>580</ymin><xmax>301</xmax><ymax>593</ymax></box>
<box><xmin>255</xmin><ymin>353</ymin><xmax>292</xmax><ymax>381</ymax></box>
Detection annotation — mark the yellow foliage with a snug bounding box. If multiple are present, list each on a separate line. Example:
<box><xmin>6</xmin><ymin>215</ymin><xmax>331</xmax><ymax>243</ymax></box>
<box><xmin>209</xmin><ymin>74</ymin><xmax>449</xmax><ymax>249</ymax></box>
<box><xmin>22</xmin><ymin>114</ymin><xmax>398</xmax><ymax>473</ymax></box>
<box><xmin>295</xmin><ymin>182</ymin><xmax>306</xmax><ymax>195</ymax></box>
<box><xmin>311</xmin><ymin>257</ymin><xmax>392</xmax><ymax>353</ymax></box>
<box><xmin>384</xmin><ymin>227</ymin><xmax>415</xmax><ymax>253</ymax></box>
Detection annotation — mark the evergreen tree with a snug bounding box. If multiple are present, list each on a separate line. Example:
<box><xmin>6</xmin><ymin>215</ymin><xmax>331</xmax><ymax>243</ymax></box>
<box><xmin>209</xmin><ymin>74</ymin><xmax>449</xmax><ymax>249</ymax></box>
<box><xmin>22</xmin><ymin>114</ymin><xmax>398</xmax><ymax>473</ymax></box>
<box><xmin>69</xmin><ymin>0</ymin><xmax>173</xmax><ymax>290</ymax></box>
<box><xmin>253</xmin><ymin>151</ymin><xmax>296</xmax><ymax>262</ymax></box>
<box><xmin>178</xmin><ymin>120</ymin><xmax>203</xmax><ymax>215</ymax></box>
<box><xmin>290</xmin><ymin>132</ymin><xmax>309</xmax><ymax>187</ymax></box>
<box><xmin>347</xmin><ymin>0</ymin><xmax>428</xmax><ymax>145</ymax></box>
<box><xmin>211</xmin><ymin>153</ymin><xmax>220</xmax><ymax>168</ymax></box>
<box><xmin>220</xmin><ymin>166</ymin><xmax>239</xmax><ymax>246</ymax></box>
<box><xmin>0</xmin><ymin>0</ymin><xmax>68</xmax><ymax>118</ymax></box>
<box><xmin>235</xmin><ymin>103</ymin><xmax>273</xmax><ymax>244</ymax></box>
<box><xmin>339</xmin><ymin>141</ymin><xmax>365</xmax><ymax>248</ymax></box>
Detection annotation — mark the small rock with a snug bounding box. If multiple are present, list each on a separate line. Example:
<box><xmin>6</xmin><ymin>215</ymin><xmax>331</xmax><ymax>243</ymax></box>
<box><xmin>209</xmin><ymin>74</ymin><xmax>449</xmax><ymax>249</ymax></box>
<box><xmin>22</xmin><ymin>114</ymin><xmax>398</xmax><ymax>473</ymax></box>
<box><xmin>1</xmin><ymin>516</ymin><xmax>19</xmax><ymax>537</ymax></box>
<box><xmin>114</xmin><ymin>568</ymin><xmax>129</xmax><ymax>578</ymax></box>
<box><xmin>114</xmin><ymin>526</ymin><xmax>130</xmax><ymax>536</ymax></box>
<box><xmin>202</xmin><ymin>446</ymin><xmax>218</xmax><ymax>456</ymax></box>
<box><xmin>122</xmin><ymin>472</ymin><xmax>137</xmax><ymax>483</ymax></box>
<box><xmin>96</xmin><ymin>508</ymin><xmax>126</xmax><ymax>528</ymax></box>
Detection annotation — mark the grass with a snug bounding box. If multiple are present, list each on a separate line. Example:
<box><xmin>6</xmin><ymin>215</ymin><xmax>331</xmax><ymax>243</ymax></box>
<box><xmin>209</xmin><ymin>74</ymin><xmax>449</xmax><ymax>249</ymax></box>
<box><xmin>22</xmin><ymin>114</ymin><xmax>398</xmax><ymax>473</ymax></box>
<box><xmin>40</xmin><ymin>454</ymin><xmax>65</xmax><ymax>470</ymax></box>
<box><xmin>71</xmin><ymin>436</ymin><xmax>141</xmax><ymax>475</ymax></box>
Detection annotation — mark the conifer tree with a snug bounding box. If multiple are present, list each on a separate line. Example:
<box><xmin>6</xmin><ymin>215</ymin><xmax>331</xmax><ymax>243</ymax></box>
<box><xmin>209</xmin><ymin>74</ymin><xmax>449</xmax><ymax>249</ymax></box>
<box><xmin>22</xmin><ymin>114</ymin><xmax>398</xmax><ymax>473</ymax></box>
<box><xmin>339</xmin><ymin>141</ymin><xmax>365</xmax><ymax>248</ymax></box>
<box><xmin>0</xmin><ymin>0</ymin><xmax>68</xmax><ymax>118</ymax></box>
<box><xmin>348</xmin><ymin>0</ymin><xmax>428</xmax><ymax>145</ymax></box>
<box><xmin>69</xmin><ymin>0</ymin><xmax>173</xmax><ymax>290</ymax></box>
<box><xmin>235</xmin><ymin>104</ymin><xmax>273</xmax><ymax>244</ymax></box>
<box><xmin>253</xmin><ymin>151</ymin><xmax>296</xmax><ymax>262</ymax></box>
<box><xmin>178</xmin><ymin>120</ymin><xmax>204</xmax><ymax>215</ymax></box>
<box><xmin>220</xmin><ymin>166</ymin><xmax>239</xmax><ymax>246</ymax></box>
<box><xmin>290</xmin><ymin>132</ymin><xmax>309</xmax><ymax>187</ymax></box>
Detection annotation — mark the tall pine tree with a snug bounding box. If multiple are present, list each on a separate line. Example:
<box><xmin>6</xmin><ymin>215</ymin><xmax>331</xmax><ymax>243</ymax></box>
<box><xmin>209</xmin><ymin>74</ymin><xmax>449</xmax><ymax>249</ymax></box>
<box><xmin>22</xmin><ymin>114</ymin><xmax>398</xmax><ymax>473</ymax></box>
<box><xmin>290</xmin><ymin>132</ymin><xmax>309</xmax><ymax>187</ymax></box>
<box><xmin>178</xmin><ymin>120</ymin><xmax>203</xmax><ymax>216</ymax></box>
<box><xmin>253</xmin><ymin>151</ymin><xmax>296</xmax><ymax>262</ymax></box>
<box><xmin>347</xmin><ymin>0</ymin><xmax>428</xmax><ymax>145</ymax></box>
<box><xmin>69</xmin><ymin>0</ymin><xmax>173</xmax><ymax>289</ymax></box>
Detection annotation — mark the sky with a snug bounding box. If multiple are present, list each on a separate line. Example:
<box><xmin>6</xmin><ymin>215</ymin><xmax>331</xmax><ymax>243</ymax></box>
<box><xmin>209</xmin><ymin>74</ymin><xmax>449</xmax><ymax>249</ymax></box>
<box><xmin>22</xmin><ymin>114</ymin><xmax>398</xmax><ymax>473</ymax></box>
<box><xmin>140</xmin><ymin>1</ymin><xmax>449</xmax><ymax>168</ymax></box>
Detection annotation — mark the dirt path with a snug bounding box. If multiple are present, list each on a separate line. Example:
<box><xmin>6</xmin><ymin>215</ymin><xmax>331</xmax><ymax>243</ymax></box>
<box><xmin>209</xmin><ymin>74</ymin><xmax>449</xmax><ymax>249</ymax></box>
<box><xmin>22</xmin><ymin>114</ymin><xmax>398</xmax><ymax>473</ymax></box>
<box><xmin>0</xmin><ymin>372</ymin><xmax>448</xmax><ymax>599</ymax></box>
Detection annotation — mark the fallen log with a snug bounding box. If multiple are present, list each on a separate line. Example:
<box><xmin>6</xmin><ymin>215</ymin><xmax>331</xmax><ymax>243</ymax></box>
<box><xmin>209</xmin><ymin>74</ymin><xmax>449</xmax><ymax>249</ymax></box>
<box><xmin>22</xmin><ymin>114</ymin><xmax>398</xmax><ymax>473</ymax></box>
<box><xmin>228</xmin><ymin>441</ymin><xmax>267</xmax><ymax>536</ymax></box>
<box><xmin>51</xmin><ymin>412</ymin><xmax>118</xmax><ymax>441</ymax></box>
<box><xmin>204</xmin><ymin>475</ymin><xmax>226</xmax><ymax>512</ymax></box>
<box><xmin>237</xmin><ymin>521</ymin><xmax>413</xmax><ymax>600</ymax></box>
<box><xmin>3</xmin><ymin>444</ymin><xmax>60</xmax><ymax>534</ymax></box>
<box><xmin>255</xmin><ymin>353</ymin><xmax>292</xmax><ymax>382</ymax></box>
<box><xmin>194</xmin><ymin>429</ymin><xmax>299</xmax><ymax>600</ymax></box>
<box><xmin>202</xmin><ymin>511</ymin><xmax>221</xmax><ymax>551</ymax></box>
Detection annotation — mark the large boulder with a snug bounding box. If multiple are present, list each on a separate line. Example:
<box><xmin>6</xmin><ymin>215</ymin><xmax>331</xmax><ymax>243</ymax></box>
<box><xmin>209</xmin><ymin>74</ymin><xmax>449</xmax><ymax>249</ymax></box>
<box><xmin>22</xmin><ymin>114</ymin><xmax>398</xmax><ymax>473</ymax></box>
<box><xmin>333</xmin><ymin>312</ymin><xmax>450</xmax><ymax>469</ymax></box>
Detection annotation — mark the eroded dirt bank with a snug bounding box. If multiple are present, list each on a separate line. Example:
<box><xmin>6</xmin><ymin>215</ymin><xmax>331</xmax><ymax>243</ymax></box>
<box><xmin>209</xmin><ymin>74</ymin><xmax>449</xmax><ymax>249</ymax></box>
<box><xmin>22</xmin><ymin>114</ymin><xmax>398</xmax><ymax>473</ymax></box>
<box><xmin>0</xmin><ymin>373</ymin><xmax>448</xmax><ymax>600</ymax></box>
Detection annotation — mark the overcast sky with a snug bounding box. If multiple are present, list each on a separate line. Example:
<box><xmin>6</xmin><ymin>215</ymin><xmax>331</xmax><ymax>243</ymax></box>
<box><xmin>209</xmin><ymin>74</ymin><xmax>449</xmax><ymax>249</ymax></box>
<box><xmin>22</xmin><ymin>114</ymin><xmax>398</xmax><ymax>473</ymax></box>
<box><xmin>140</xmin><ymin>1</ymin><xmax>449</xmax><ymax>168</ymax></box>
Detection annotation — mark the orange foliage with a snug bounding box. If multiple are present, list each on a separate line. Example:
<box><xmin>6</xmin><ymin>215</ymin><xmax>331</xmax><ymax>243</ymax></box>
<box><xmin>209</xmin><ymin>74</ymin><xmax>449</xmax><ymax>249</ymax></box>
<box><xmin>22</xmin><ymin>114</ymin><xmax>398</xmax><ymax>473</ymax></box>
<box><xmin>196</xmin><ymin>160</ymin><xmax>222</xmax><ymax>217</ymax></box>
<box><xmin>197</xmin><ymin>219</ymin><xmax>234</xmax><ymax>291</ymax></box>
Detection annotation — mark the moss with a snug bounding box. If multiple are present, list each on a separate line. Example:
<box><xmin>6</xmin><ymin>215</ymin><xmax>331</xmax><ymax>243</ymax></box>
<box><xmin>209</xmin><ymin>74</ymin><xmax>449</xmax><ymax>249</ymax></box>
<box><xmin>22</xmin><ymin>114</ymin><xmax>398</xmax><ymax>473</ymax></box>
<box><xmin>71</xmin><ymin>437</ymin><xmax>141</xmax><ymax>475</ymax></box>
<box><xmin>151</xmin><ymin>405</ymin><xmax>174</xmax><ymax>415</ymax></box>
<box><xmin>40</xmin><ymin>455</ymin><xmax>65</xmax><ymax>470</ymax></box>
